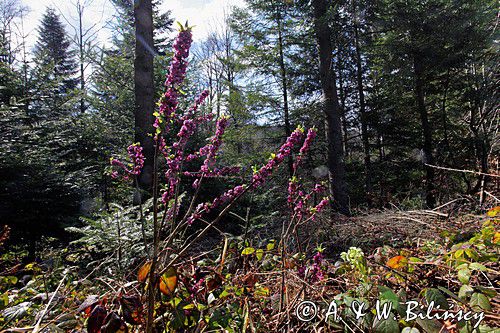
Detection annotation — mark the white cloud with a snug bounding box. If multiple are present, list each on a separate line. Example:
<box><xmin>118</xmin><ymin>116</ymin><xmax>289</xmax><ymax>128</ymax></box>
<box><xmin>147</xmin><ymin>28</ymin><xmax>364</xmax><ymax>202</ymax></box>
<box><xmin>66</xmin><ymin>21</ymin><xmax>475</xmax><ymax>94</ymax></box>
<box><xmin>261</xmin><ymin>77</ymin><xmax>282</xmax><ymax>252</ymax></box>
<box><xmin>22</xmin><ymin>0</ymin><xmax>115</xmax><ymax>51</ymax></box>
<box><xmin>159</xmin><ymin>0</ymin><xmax>246</xmax><ymax>41</ymax></box>
<box><xmin>20</xmin><ymin>0</ymin><xmax>247</xmax><ymax>53</ymax></box>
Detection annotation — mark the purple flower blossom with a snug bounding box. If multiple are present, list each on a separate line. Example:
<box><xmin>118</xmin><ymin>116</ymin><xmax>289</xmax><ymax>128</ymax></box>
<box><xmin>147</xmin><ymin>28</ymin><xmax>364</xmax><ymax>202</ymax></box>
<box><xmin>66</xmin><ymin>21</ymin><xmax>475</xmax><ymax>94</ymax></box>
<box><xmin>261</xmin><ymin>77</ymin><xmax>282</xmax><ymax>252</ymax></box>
<box><xmin>293</xmin><ymin>128</ymin><xmax>316</xmax><ymax>171</ymax></box>
<box><xmin>127</xmin><ymin>143</ymin><xmax>145</xmax><ymax>175</ymax></box>
<box><xmin>200</xmin><ymin>117</ymin><xmax>229</xmax><ymax>173</ymax></box>
<box><xmin>296</xmin><ymin>251</ymin><xmax>326</xmax><ymax>283</ymax></box>
<box><xmin>252</xmin><ymin>126</ymin><xmax>304</xmax><ymax>188</ymax></box>
<box><xmin>311</xmin><ymin>251</ymin><xmax>325</xmax><ymax>282</ymax></box>
<box><xmin>186</xmin><ymin>184</ymin><xmax>247</xmax><ymax>225</ymax></box>
<box><xmin>308</xmin><ymin>197</ymin><xmax>329</xmax><ymax>221</ymax></box>
<box><xmin>110</xmin><ymin>143</ymin><xmax>145</xmax><ymax>180</ymax></box>
<box><xmin>154</xmin><ymin>27</ymin><xmax>193</xmax><ymax>131</ymax></box>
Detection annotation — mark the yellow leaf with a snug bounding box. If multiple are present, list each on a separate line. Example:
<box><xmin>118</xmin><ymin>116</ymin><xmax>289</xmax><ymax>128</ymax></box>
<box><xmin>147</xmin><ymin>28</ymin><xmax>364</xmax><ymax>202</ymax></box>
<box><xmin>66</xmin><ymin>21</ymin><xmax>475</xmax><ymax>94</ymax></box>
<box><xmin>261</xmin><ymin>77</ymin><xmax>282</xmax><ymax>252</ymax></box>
<box><xmin>241</xmin><ymin>247</ymin><xmax>255</xmax><ymax>255</ymax></box>
<box><xmin>387</xmin><ymin>255</ymin><xmax>407</xmax><ymax>269</ymax></box>
<box><xmin>493</xmin><ymin>232</ymin><xmax>500</xmax><ymax>244</ymax></box>
<box><xmin>137</xmin><ymin>261</ymin><xmax>151</xmax><ymax>283</ymax></box>
<box><xmin>487</xmin><ymin>206</ymin><xmax>500</xmax><ymax>217</ymax></box>
<box><xmin>159</xmin><ymin>267</ymin><xmax>178</xmax><ymax>296</ymax></box>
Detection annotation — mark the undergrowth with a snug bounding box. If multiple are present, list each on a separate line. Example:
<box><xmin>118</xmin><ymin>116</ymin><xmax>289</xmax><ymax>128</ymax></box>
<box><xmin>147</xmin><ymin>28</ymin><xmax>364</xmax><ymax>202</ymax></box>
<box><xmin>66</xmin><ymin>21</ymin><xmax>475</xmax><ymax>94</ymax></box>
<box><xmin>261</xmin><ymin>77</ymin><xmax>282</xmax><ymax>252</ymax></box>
<box><xmin>0</xmin><ymin>208</ymin><xmax>498</xmax><ymax>332</ymax></box>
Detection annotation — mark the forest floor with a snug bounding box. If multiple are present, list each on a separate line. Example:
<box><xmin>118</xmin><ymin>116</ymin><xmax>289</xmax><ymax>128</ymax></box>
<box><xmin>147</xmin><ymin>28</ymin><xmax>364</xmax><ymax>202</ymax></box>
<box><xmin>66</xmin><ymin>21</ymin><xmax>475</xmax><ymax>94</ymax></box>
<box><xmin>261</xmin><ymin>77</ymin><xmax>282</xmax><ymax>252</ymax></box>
<box><xmin>0</xmin><ymin>204</ymin><xmax>498</xmax><ymax>332</ymax></box>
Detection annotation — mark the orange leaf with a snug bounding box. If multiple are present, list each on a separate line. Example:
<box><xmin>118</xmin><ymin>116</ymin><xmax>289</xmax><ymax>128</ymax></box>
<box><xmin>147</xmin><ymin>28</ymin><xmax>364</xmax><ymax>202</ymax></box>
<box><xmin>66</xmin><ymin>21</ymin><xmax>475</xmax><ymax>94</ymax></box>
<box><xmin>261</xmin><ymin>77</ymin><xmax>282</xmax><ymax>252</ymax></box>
<box><xmin>486</xmin><ymin>206</ymin><xmax>500</xmax><ymax>217</ymax></box>
<box><xmin>159</xmin><ymin>267</ymin><xmax>177</xmax><ymax>296</ymax></box>
<box><xmin>493</xmin><ymin>232</ymin><xmax>500</xmax><ymax>244</ymax></box>
<box><xmin>138</xmin><ymin>261</ymin><xmax>151</xmax><ymax>283</ymax></box>
<box><xmin>387</xmin><ymin>255</ymin><xmax>407</xmax><ymax>269</ymax></box>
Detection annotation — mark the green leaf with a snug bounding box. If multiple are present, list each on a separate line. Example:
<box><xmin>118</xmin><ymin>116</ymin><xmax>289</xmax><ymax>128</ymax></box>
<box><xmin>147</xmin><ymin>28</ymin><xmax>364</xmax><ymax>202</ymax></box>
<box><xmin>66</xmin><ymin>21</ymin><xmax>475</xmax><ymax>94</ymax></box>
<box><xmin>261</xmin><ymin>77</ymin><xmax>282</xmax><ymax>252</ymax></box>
<box><xmin>458</xmin><ymin>285</ymin><xmax>474</xmax><ymax>300</ymax></box>
<box><xmin>425</xmin><ymin>288</ymin><xmax>449</xmax><ymax>309</ymax></box>
<box><xmin>266</xmin><ymin>240</ymin><xmax>275</xmax><ymax>251</ymax></box>
<box><xmin>372</xmin><ymin>316</ymin><xmax>400</xmax><ymax>333</ymax></box>
<box><xmin>468</xmin><ymin>262</ymin><xmax>486</xmax><ymax>271</ymax></box>
<box><xmin>464</xmin><ymin>249</ymin><xmax>479</xmax><ymax>260</ymax></box>
<box><xmin>475</xmin><ymin>286</ymin><xmax>496</xmax><ymax>298</ymax></box>
<box><xmin>457</xmin><ymin>268</ymin><xmax>471</xmax><ymax>284</ymax></box>
<box><xmin>0</xmin><ymin>292</ymin><xmax>9</xmax><ymax>308</ymax></box>
<box><xmin>241</xmin><ymin>247</ymin><xmax>255</xmax><ymax>255</ymax></box>
<box><xmin>469</xmin><ymin>293</ymin><xmax>491</xmax><ymax>311</ymax></box>
<box><xmin>256</xmin><ymin>249</ymin><xmax>264</xmax><ymax>260</ymax></box>
<box><xmin>379</xmin><ymin>286</ymin><xmax>400</xmax><ymax>309</ymax></box>
<box><xmin>454</xmin><ymin>249</ymin><xmax>464</xmax><ymax>258</ymax></box>
<box><xmin>416</xmin><ymin>317</ymin><xmax>443</xmax><ymax>333</ymax></box>
<box><xmin>437</xmin><ymin>287</ymin><xmax>461</xmax><ymax>304</ymax></box>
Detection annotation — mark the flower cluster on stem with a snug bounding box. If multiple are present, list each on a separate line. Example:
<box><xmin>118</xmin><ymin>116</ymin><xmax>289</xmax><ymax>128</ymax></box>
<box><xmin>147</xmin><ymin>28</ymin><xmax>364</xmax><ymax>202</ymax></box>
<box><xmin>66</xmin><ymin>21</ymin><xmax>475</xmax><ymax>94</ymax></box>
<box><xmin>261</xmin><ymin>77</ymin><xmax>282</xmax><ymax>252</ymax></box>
<box><xmin>110</xmin><ymin>143</ymin><xmax>145</xmax><ymax>180</ymax></box>
<box><xmin>154</xmin><ymin>27</ymin><xmax>193</xmax><ymax>132</ymax></box>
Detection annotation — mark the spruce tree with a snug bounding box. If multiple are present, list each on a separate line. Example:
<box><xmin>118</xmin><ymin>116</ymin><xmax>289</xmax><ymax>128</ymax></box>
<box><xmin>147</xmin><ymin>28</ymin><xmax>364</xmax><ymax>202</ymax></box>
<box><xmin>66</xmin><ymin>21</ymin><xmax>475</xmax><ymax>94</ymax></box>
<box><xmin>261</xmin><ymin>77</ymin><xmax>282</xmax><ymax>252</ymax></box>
<box><xmin>31</xmin><ymin>7</ymin><xmax>77</xmax><ymax>116</ymax></box>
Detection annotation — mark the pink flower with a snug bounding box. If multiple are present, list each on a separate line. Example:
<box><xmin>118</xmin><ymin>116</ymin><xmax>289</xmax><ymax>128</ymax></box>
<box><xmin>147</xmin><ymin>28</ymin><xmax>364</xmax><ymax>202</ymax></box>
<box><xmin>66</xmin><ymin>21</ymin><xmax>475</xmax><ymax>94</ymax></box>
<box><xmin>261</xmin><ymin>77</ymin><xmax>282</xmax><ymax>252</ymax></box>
<box><xmin>293</xmin><ymin>128</ymin><xmax>316</xmax><ymax>171</ymax></box>
<box><xmin>252</xmin><ymin>126</ymin><xmax>304</xmax><ymax>188</ymax></box>
<box><xmin>109</xmin><ymin>143</ymin><xmax>145</xmax><ymax>180</ymax></box>
<box><xmin>154</xmin><ymin>27</ymin><xmax>193</xmax><ymax>131</ymax></box>
<box><xmin>200</xmin><ymin>117</ymin><xmax>229</xmax><ymax>173</ymax></box>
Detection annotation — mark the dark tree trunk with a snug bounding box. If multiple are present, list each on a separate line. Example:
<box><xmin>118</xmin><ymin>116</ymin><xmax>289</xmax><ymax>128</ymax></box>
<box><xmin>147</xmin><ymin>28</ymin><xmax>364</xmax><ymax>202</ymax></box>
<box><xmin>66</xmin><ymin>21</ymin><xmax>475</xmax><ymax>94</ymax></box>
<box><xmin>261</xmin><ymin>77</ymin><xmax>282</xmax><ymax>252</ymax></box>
<box><xmin>354</xmin><ymin>18</ymin><xmax>372</xmax><ymax>193</ymax></box>
<box><xmin>312</xmin><ymin>0</ymin><xmax>350</xmax><ymax>215</ymax></box>
<box><xmin>134</xmin><ymin>0</ymin><xmax>155</xmax><ymax>195</ymax></box>
<box><xmin>336</xmin><ymin>57</ymin><xmax>349</xmax><ymax>158</ymax></box>
<box><xmin>77</xmin><ymin>2</ymin><xmax>85</xmax><ymax>114</ymax></box>
<box><xmin>413</xmin><ymin>54</ymin><xmax>436</xmax><ymax>208</ymax></box>
<box><xmin>276</xmin><ymin>9</ymin><xmax>293</xmax><ymax>177</ymax></box>
<box><xmin>441</xmin><ymin>70</ymin><xmax>450</xmax><ymax>152</ymax></box>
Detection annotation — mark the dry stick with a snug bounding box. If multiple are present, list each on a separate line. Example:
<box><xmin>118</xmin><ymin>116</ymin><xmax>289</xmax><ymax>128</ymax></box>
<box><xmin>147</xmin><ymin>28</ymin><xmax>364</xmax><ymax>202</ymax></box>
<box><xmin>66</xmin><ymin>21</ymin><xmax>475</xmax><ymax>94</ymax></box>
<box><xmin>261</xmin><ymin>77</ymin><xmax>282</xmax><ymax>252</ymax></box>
<box><xmin>425</xmin><ymin>163</ymin><xmax>500</xmax><ymax>178</ymax></box>
<box><xmin>162</xmin><ymin>172</ymin><xmax>240</xmax><ymax>261</ymax></box>
<box><xmin>407</xmin><ymin>210</ymin><xmax>449</xmax><ymax>218</ymax></box>
<box><xmin>179</xmin><ymin>174</ymin><xmax>206</xmax><ymax>225</ymax></box>
<box><xmin>146</xmin><ymin>144</ymin><xmax>160</xmax><ymax>333</ymax></box>
<box><xmin>166</xmin><ymin>160</ymin><xmax>185</xmax><ymax>235</ymax></box>
<box><xmin>32</xmin><ymin>273</ymin><xmax>67</xmax><ymax>333</ymax></box>
<box><xmin>278</xmin><ymin>216</ymin><xmax>288</xmax><ymax>324</ymax></box>
<box><xmin>432</xmin><ymin>197</ymin><xmax>468</xmax><ymax>210</ymax></box>
<box><xmin>82</xmin><ymin>251</ymin><xmax>117</xmax><ymax>281</ymax></box>
<box><xmin>135</xmin><ymin>177</ymin><xmax>150</xmax><ymax>256</ymax></box>
<box><xmin>219</xmin><ymin>236</ymin><xmax>229</xmax><ymax>275</ymax></box>
<box><xmin>484</xmin><ymin>190</ymin><xmax>500</xmax><ymax>202</ymax></box>
<box><xmin>160</xmin><ymin>175</ymin><xmax>207</xmax><ymax>256</ymax></box>
<box><xmin>242</xmin><ymin>194</ymin><xmax>253</xmax><ymax>244</ymax></box>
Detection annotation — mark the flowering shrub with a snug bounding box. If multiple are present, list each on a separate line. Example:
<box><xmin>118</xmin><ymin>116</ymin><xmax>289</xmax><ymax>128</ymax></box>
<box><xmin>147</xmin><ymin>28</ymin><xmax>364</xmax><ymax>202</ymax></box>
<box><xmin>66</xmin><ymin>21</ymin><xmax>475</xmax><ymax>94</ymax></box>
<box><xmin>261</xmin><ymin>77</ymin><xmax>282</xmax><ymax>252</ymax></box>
<box><xmin>105</xmin><ymin>24</ymin><xmax>329</xmax><ymax>332</ymax></box>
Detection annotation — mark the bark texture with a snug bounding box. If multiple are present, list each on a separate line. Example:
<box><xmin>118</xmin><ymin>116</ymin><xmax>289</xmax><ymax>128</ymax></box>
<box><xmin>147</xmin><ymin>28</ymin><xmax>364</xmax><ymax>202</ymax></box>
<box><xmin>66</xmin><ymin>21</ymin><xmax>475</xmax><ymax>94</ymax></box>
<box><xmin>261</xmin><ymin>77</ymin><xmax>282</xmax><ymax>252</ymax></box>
<box><xmin>312</xmin><ymin>0</ymin><xmax>350</xmax><ymax>215</ymax></box>
<box><xmin>134</xmin><ymin>0</ymin><xmax>155</xmax><ymax>194</ymax></box>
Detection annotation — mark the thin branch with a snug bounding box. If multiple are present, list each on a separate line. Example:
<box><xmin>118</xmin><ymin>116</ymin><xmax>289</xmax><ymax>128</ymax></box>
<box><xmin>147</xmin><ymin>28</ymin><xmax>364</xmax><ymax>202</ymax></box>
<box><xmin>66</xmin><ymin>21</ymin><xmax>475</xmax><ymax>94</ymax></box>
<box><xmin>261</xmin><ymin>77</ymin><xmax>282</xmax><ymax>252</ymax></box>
<box><xmin>425</xmin><ymin>164</ymin><xmax>500</xmax><ymax>178</ymax></box>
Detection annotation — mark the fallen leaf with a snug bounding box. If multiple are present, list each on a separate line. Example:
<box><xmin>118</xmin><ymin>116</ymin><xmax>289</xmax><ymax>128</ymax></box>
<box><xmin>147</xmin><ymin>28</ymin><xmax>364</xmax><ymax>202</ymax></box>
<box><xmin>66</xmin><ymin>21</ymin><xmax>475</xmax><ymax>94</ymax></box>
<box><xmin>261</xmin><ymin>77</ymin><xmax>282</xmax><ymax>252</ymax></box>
<box><xmin>387</xmin><ymin>255</ymin><xmax>407</xmax><ymax>269</ymax></box>
<box><xmin>120</xmin><ymin>295</ymin><xmax>143</xmax><ymax>325</ymax></box>
<box><xmin>159</xmin><ymin>267</ymin><xmax>178</xmax><ymax>296</ymax></box>
<box><xmin>87</xmin><ymin>305</ymin><xmax>107</xmax><ymax>333</ymax></box>
<box><xmin>242</xmin><ymin>273</ymin><xmax>258</xmax><ymax>288</ymax></box>
<box><xmin>137</xmin><ymin>261</ymin><xmax>152</xmax><ymax>283</ymax></box>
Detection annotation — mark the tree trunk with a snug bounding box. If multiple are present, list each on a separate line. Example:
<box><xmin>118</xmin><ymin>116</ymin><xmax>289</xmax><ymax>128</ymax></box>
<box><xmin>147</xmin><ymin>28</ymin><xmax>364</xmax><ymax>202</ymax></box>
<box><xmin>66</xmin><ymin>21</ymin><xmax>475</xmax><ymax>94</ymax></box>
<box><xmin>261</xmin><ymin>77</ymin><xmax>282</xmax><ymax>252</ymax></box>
<box><xmin>312</xmin><ymin>0</ymin><xmax>350</xmax><ymax>215</ymax></box>
<box><xmin>413</xmin><ymin>54</ymin><xmax>436</xmax><ymax>208</ymax></box>
<box><xmin>134</xmin><ymin>0</ymin><xmax>155</xmax><ymax>195</ymax></box>
<box><xmin>78</xmin><ymin>2</ymin><xmax>85</xmax><ymax>114</ymax></box>
<box><xmin>276</xmin><ymin>8</ymin><xmax>293</xmax><ymax>177</ymax></box>
<box><xmin>441</xmin><ymin>70</ymin><xmax>450</xmax><ymax>151</ymax></box>
<box><xmin>354</xmin><ymin>17</ymin><xmax>372</xmax><ymax>193</ymax></box>
<box><xmin>336</xmin><ymin>57</ymin><xmax>349</xmax><ymax>158</ymax></box>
